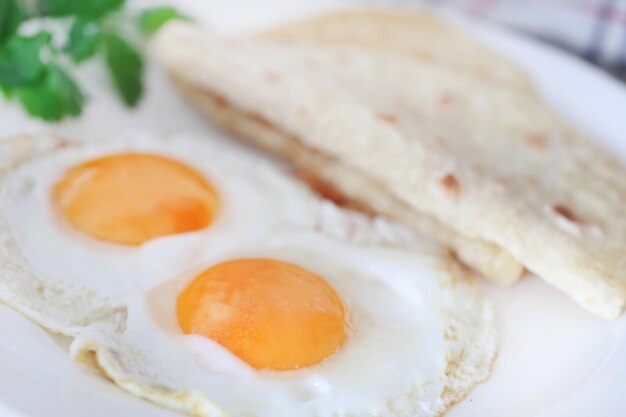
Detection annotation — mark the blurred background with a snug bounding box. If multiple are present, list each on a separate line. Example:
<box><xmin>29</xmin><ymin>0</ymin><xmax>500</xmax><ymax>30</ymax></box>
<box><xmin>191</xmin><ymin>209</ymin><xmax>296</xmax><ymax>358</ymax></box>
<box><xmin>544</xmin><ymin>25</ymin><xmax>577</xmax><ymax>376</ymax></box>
<box><xmin>373</xmin><ymin>0</ymin><xmax>626</xmax><ymax>82</ymax></box>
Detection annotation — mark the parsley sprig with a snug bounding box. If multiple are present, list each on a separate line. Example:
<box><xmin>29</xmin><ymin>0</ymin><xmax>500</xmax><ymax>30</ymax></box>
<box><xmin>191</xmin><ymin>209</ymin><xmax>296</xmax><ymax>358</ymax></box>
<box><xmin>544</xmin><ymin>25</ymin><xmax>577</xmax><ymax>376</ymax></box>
<box><xmin>0</xmin><ymin>0</ymin><xmax>187</xmax><ymax>121</ymax></box>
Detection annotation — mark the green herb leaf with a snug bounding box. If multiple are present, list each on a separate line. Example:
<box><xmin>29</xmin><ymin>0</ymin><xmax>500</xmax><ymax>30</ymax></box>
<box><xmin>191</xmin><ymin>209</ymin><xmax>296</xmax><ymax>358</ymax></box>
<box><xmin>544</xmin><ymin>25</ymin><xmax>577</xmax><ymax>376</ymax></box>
<box><xmin>65</xmin><ymin>17</ymin><xmax>101</xmax><ymax>63</ymax></box>
<box><xmin>138</xmin><ymin>7</ymin><xmax>189</xmax><ymax>36</ymax></box>
<box><xmin>17</xmin><ymin>63</ymin><xmax>85</xmax><ymax>121</ymax></box>
<box><xmin>39</xmin><ymin>0</ymin><xmax>125</xmax><ymax>17</ymax></box>
<box><xmin>0</xmin><ymin>32</ymin><xmax>51</xmax><ymax>86</ymax></box>
<box><xmin>0</xmin><ymin>0</ymin><xmax>26</xmax><ymax>45</ymax></box>
<box><xmin>0</xmin><ymin>0</ymin><xmax>164</xmax><ymax>121</ymax></box>
<box><xmin>0</xmin><ymin>84</ymin><xmax>12</xmax><ymax>99</ymax></box>
<box><xmin>102</xmin><ymin>32</ymin><xmax>143</xmax><ymax>106</ymax></box>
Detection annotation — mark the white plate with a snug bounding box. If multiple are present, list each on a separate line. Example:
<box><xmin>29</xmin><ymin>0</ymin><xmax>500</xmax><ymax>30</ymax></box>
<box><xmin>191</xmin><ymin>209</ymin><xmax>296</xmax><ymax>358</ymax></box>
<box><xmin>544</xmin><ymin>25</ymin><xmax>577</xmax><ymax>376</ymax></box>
<box><xmin>1</xmin><ymin>1</ymin><xmax>625</xmax><ymax>416</ymax></box>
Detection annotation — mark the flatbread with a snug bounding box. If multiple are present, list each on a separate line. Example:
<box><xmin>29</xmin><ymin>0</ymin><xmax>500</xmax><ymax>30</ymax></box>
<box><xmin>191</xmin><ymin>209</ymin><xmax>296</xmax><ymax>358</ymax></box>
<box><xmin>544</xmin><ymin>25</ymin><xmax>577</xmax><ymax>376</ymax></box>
<box><xmin>152</xmin><ymin>18</ymin><xmax>626</xmax><ymax>319</ymax></box>
<box><xmin>171</xmin><ymin>77</ymin><xmax>524</xmax><ymax>286</ymax></box>
<box><xmin>257</xmin><ymin>9</ymin><xmax>533</xmax><ymax>92</ymax></box>
<box><xmin>154</xmin><ymin>13</ymin><xmax>528</xmax><ymax>286</ymax></box>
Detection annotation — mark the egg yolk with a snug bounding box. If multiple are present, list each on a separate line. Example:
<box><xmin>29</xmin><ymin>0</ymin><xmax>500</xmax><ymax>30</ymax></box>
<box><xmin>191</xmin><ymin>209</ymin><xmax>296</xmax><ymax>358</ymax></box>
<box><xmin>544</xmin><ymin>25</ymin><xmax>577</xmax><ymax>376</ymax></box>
<box><xmin>177</xmin><ymin>258</ymin><xmax>348</xmax><ymax>371</ymax></box>
<box><xmin>53</xmin><ymin>153</ymin><xmax>218</xmax><ymax>245</ymax></box>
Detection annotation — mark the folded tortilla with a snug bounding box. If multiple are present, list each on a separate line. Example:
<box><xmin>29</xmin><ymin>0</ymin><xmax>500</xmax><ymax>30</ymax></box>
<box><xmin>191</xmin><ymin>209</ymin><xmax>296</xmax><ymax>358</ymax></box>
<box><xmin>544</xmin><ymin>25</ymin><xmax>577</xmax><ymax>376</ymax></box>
<box><xmin>257</xmin><ymin>9</ymin><xmax>533</xmax><ymax>92</ymax></box>
<box><xmin>152</xmin><ymin>14</ymin><xmax>626</xmax><ymax>319</ymax></box>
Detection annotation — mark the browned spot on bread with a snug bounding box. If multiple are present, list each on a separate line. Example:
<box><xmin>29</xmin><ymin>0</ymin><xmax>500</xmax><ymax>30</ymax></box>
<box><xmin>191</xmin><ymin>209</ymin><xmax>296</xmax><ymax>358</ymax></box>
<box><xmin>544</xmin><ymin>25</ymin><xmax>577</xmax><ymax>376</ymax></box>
<box><xmin>439</xmin><ymin>94</ymin><xmax>456</xmax><ymax>108</ymax></box>
<box><xmin>263</xmin><ymin>70</ymin><xmax>282</xmax><ymax>85</ymax></box>
<box><xmin>296</xmin><ymin>107</ymin><xmax>309</xmax><ymax>119</ymax></box>
<box><xmin>525</xmin><ymin>133</ymin><xmax>549</xmax><ymax>150</ymax></box>
<box><xmin>435</xmin><ymin>136</ymin><xmax>449</xmax><ymax>151</ymax></box>
<box><xmin>473</xmin><ymin>164</ymin><xmax>486</xmax><ymax>175</ymax></box>
<box><xmin>249</xmin><ymin>114</ymin><xmax>273</xmax><ymax>130</ymax></box>
<box><xmin>415</xmin><ymin>50</ymin><xmax>434</xmax><ymax>61</ymax></box>
<box><xmin>524</xmin><ymin>175</ymin><xmax>538</xmax><ymax>186</ymax></box>
<box><xmin>553</xmin><ymin>204</ymin><xmax>582</xmax><ymax>223</ymax></box>
<box><xmin>55</xmin><ymin>139</ymin><xmax>72</xmax><ymax>149</ymax></box>
<box><xmin>376</xmin><ymin>112</ymin><xmax>397</xmax><ymax>124</ymax></box>
<box><xmin>607</xmin><ymin>158</ymin><xmax>620</xmax><ymax>170</ymax></box>
<box><xmin>440</xmin><ymin>174</ymin><xmax>461</xmax><ymax>200</ymax></box>
<box><xmin>293</xmin><ymin>168</ymin><xmax>350</xmax><ymax>206</ymax></box>
<box><xmin>292</xmin><ymin>168</ymin><xmax>375</xmax><ymax>215</ymax></box>
<box><xmin>209</xmin><ymin>93</ymin><xmax>230</xmax><ymax>109</ymax></box>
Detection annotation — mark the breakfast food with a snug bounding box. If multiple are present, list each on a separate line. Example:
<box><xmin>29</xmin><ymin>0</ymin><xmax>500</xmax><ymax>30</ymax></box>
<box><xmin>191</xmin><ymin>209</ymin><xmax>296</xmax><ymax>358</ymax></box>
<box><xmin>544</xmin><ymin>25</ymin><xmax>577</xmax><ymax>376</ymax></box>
<box><xmin>169</xmin><ymin>76</ymin><xmax>524</xmax><ymax>288</ymax></box>
<box><xmin>152</xmin><ymin>15</ymin><xmax>626</xmax><ymax>319</ymax></box>
<box><xmin>0</xmin><ymin>131</ymin><xmax>331</xmax><ymax>333</ymax></box>
<box><xmin>153</xmin><ymin>11</ymin><xmax>529</xmax><ymax>288</ymax></box>
<box><xmin>243</xmin><ymin>9</ymin><xmax>540</xmax><ymax>289</ymax></box>
<box><xmin>0</xmin><ymin>134</ymin><xmax>108</xmax><ymax>333</ymax></box>
<box><xmin>53</xmin><ymin>153</ymin><xmax>219</xmax><ymax>245</ymax></box>
<box><xmin>257</xmin><ymin>9</ymin><xmax>533</xmax><ymax>92</ymax></box>
<box><xmin>71</xmin><ymin>228</ymin><xmax>495</xmax><ymax>417</ymax></box>
<box><xmin>0</xmin><ymin>132</ymin><xmax>496</xmax><ymax>416</ymax></box>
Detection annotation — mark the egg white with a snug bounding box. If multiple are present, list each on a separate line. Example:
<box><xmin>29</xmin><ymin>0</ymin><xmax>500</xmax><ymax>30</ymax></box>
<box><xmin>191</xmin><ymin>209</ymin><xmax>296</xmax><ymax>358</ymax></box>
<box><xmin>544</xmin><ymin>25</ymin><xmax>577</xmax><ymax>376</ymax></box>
<box><xmin>0</xmin><ymin>132</ymin><xmax>496</xmax><ymax>417</ymax></box>
<box><xmin>71</xmin><ymin>228</ymin><xmax>496</xmax><ymax>417</ymax></box>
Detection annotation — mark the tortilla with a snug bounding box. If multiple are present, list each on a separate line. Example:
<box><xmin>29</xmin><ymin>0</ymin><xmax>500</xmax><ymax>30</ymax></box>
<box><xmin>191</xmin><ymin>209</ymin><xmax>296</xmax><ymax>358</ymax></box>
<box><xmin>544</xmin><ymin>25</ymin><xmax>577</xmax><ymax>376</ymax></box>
<box><xmin>171</xmin><ymin>77</ymin><xmax>524</xmax><ymax>286</ymax></box>
<box><xmin>257</xmin><ymin>9</ymin><xmax>533</xmax><ymax>91</ymax></box>
<box><xmin>152</xmin><ymin>17</ymin><xmax>626</xmax><ymax>319</ymax></box>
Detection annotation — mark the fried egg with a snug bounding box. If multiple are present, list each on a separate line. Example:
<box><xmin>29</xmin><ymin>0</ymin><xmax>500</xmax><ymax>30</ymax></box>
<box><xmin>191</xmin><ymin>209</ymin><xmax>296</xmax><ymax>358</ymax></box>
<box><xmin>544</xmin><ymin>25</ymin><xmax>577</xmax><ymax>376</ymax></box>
<box><xmin>71</xmin><ymin>228</ymin><xmax>495</xmax><ymax>417</ymax></box>
<box><xmin>0</xmin><ymin>132</ymin><xmax>496</xmax><ymax>417</ymax></box>
<box><xmin>0</xmin><ymin>131</ymin><xmax>323</xmax><ymax>333</ymax></box>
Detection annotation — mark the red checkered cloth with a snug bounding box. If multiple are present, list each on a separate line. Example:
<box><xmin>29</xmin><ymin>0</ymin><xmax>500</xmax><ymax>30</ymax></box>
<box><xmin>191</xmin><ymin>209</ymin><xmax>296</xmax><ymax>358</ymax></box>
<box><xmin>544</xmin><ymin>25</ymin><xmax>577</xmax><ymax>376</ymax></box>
<box><xmin>376</xmin><ymin>0</ymin><xmax>626</xmax><ymax>80</ymax></box>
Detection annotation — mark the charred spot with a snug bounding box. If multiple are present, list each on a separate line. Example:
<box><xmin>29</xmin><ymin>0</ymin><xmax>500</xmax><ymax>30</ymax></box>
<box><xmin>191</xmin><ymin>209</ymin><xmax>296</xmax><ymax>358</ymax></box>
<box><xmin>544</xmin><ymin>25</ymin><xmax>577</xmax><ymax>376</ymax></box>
<box><xmin>435</xmin><ymin>136</ymin><xmax>449</xmax><ymax>151</ymax></box>
<box><xmin>296</xmin><ymin>107</ymin><xmax>309</xmax><ymax>119</ymax></box>
<box><xmin>292</xmin><ymin>168</ymin><xmax>375</xmax><ymax>215</ymax></box>
<box><xmin>438</xmin><ymin>94</ymin><xmax>456</xmax><ymax>108</ymax></box>
<box><xmin>440</xmin><ymin>174</ymin><xmax>461</xmax><ymax>199</ymax></box>
<box><xmin>416</xmin><ymin>50</ymin><xmax>434</xmax><ymax>61</ymax></box>
<box><xmin>249</xmin><ymin>114</ymin><xmax>273</xmax><ymax>130</ymax></box>
<box><xmin>376</xmin><ymin>112</ymin><xmax>398</xmax><ymax>124</ymax></box>
<box><xmin>293</xmin><ymin>168</ymin><xmax>350</xmax><ymax>207</ymax></box>
<box><xmin>55</xmin><ymin>139</ymin><xmax>72</xmax><ymax>149</ymax></box>
<box><xmin>211</xmin><ymin>94</ymin><xmax>230</xmax><ymax>109</ymax></box>
<box><xmin>525</xmin><ymin>133</ymin><xmax>549</xmax><ymax>150</ymax></box>
<box><xmin>524</xmin><ymin>175</ymin><xmax>538</xmax><ymax>186</ymax></box>
<box><xmin>552</xmin><ymin>204</ymin><xmax>582</xmax><ymax>223</ymax></box>
<box><xmin>263</xmin><ymin>70</ymin><xmax>282</xmax><ymax>85</ymax></box>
